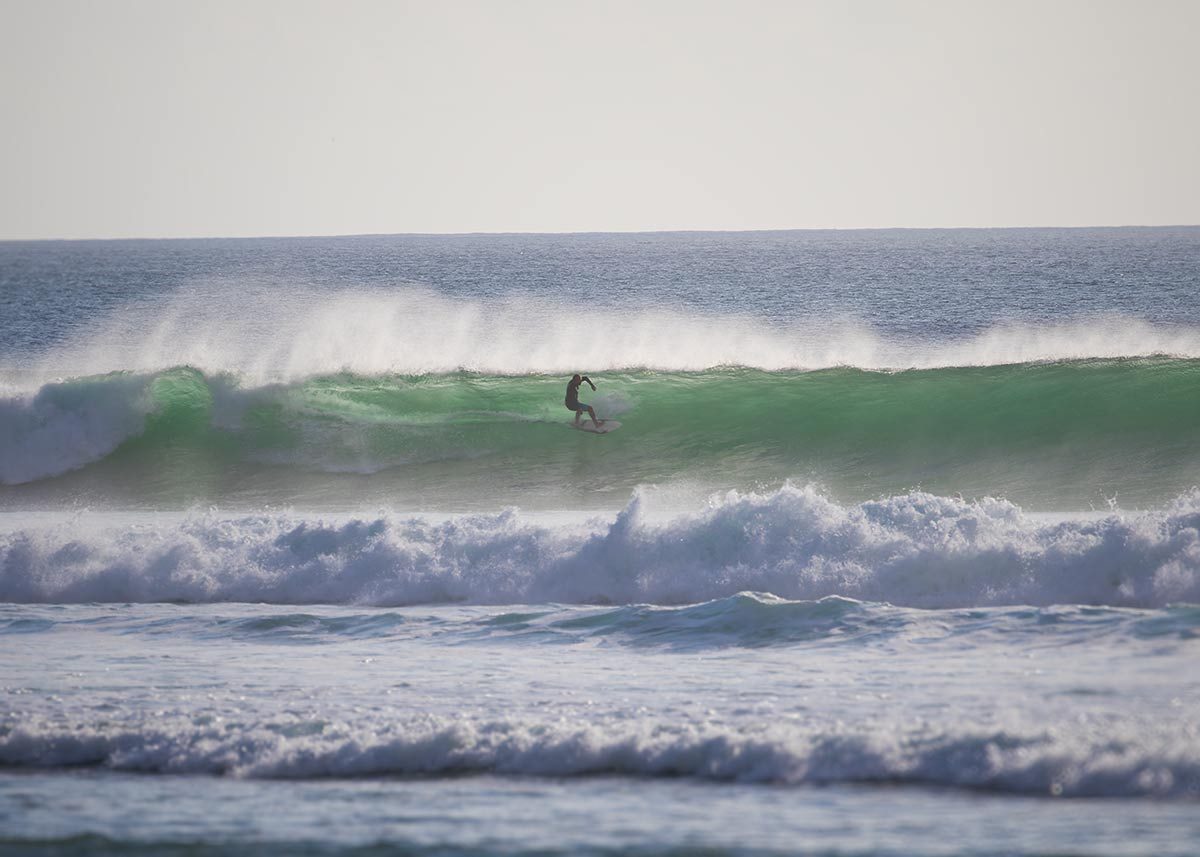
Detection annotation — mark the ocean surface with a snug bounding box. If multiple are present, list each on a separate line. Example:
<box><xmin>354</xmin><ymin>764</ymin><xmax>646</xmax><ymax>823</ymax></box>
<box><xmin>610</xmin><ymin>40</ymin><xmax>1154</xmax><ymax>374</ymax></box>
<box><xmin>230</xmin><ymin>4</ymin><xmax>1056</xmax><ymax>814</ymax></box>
<box><xmin>1</xmin><ymin>228</ymin><xmax>1198</xmax><ymax>855</ymax></box>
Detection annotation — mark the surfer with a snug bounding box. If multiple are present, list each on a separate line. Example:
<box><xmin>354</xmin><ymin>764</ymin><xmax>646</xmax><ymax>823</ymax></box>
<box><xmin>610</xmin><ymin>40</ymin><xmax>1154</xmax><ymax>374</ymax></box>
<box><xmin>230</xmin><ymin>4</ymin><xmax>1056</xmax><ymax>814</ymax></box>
<box><xmin>565</xmin><ymin>374</ymin><xmax>603</xmax><ymax>428</ymax></box>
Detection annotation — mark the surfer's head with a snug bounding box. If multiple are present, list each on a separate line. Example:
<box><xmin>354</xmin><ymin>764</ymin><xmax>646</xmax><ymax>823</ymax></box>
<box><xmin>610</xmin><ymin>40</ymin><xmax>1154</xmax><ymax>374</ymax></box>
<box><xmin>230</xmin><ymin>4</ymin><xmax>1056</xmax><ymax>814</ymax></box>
<box><xmin>571</xmin><ymin>374</ymin><xmax>581</xmax><ymax>383</ymax></box>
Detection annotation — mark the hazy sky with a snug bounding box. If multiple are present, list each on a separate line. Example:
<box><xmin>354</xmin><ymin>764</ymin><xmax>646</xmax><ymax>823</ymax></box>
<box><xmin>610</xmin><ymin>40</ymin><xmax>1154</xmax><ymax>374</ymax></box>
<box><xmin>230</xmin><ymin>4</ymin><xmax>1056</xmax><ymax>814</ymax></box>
<box><xmin>3</xmin><ymin>0</ymin><xmax>1198</xmax><ymax>239</ymax></box>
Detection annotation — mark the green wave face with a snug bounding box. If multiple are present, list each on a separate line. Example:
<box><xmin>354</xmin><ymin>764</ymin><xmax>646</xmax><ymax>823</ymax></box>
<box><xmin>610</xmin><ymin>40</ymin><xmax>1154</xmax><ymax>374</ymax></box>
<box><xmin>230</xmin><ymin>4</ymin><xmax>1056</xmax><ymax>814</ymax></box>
<box><xmin>6</xmin><ymin>360</ymin><xmax>1200</xmax><ymax>510</ymax></box>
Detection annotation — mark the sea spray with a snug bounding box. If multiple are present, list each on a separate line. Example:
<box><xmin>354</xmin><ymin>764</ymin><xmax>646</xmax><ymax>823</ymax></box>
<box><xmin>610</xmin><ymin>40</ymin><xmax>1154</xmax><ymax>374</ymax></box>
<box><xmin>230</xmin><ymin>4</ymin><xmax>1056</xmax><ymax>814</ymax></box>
<box><xmin>19</xmin><ymin>286</ymin><xmax>1200</xmax><ymax>384</ymax></box>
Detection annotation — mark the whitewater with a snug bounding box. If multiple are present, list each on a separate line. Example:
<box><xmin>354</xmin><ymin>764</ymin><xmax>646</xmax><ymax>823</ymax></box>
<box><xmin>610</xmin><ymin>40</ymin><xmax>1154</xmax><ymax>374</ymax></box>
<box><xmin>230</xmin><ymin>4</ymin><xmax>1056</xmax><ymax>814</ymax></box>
<box><xmin>2</xmin><ymin>228</ymin><xmax>1199</xmax><ymax>857</ymax></box>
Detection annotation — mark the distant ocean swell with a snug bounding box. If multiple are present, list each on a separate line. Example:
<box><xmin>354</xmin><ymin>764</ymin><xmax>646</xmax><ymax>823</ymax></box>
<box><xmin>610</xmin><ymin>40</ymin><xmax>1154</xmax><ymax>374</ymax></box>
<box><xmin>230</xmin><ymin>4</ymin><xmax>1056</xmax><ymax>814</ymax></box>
<box><xmin>3</xmin><ymin>359</ymin><xmax>1200</xmax><ymax>491</ymax></box>
<box><xmin>3</xmin><ymin>486</ymin><xmax>1199</xmax><ymax>608</ymax></box>
<box><xmin>1</xmin><ymin>712</ymin><xmax>1195</xmax><ymax>798</ymax></box>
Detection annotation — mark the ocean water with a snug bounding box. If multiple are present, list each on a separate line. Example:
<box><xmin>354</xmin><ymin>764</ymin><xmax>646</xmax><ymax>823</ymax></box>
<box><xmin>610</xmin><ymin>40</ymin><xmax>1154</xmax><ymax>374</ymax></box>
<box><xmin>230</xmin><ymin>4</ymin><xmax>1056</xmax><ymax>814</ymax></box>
<box><xmin>1</xmin><ymin>228</ymin><xmax>1199</xmax><ymax>856</ymax></box>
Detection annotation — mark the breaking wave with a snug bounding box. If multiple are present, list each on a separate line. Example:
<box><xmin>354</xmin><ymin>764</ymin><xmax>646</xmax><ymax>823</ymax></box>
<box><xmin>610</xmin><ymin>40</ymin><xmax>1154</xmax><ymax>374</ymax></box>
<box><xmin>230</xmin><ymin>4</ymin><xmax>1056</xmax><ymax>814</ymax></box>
<box><xmin>1</xmin><ymin>711</ymin><xmax>1195</xmax><ymax>798</ymax></box>
<box><xmin>2</xmin><ymin>485</ymin><xmax>1199</xmax><ymax>608</ymax></box>
<box><xmin>3</xmin><ymin>359</ymin><xmax>1199</xmax><ymax>510</ymax></box>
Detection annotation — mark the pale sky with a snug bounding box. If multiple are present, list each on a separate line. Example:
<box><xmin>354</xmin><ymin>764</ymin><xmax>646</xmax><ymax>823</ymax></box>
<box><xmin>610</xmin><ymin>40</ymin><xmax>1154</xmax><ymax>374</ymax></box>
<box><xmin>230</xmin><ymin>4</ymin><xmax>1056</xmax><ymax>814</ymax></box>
<box><xmin>3</xmin><ymin>0</ymin><xmax>1198</xmax><ymax>239</ymax></box>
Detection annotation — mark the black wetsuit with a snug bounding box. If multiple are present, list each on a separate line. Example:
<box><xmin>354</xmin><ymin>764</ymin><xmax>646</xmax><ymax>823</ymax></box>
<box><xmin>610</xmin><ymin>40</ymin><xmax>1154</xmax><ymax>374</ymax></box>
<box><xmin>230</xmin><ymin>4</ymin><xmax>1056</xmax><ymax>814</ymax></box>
<box><xmin>565</xmin><ymin>376</ymin><xmax>588</xmax><ymax>411</ymax></box>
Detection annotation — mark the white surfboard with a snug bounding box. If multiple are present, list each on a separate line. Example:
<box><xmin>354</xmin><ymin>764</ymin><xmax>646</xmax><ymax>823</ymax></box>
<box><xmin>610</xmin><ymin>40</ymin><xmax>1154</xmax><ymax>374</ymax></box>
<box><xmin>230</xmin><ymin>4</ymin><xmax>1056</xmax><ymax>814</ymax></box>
<box><xmin>570</xmin><ymin>420</ymin><xmax>621</xmax><ymax>434</ymax></box>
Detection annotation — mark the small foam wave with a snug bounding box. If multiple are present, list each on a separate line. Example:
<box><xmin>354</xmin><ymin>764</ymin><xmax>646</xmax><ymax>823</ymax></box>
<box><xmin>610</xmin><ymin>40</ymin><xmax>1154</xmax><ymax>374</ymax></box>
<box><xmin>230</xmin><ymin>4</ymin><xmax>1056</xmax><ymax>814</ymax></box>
<box><xmin>2</xmin><ymin>486</ymin><xmax>1199</xmax><ymax>608</ymax></box>
<box><xmin>1</xmin><ymin>713</ymin><xmax>1195</xmax><ymax>797</ymax></box>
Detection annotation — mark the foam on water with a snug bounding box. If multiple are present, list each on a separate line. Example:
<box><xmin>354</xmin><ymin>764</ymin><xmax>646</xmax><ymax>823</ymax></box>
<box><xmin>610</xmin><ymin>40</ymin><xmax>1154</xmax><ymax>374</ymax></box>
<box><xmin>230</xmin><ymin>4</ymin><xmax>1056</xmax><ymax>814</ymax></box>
<box><xmin>2</xmin><ymin>486</ymin><xmax>1198</xmax><ymax>608</ymax></box>
<box><xmin>1</xmin><ymin>710</ymin><xmax>1195</xmax><ymax>798</ymax></box>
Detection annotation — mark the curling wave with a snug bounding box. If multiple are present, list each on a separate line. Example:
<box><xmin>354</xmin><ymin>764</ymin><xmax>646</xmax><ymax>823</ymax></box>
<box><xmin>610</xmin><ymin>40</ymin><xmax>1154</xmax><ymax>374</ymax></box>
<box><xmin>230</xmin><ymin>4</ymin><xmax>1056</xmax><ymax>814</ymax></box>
<box><xmin>2</xmin><ymin>359</ymin><xmax>1200</xmax><ymax>509</ymax></box>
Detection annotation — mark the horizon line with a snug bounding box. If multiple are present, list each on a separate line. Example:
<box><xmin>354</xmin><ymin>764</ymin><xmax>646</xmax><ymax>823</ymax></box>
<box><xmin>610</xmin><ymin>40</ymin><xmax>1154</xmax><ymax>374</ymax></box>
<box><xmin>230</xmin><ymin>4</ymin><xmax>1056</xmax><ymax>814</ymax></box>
<box><xmin>4</xmin><ymin>222</ymin><xmax>1200</xmax><ymax>244</ymax></box>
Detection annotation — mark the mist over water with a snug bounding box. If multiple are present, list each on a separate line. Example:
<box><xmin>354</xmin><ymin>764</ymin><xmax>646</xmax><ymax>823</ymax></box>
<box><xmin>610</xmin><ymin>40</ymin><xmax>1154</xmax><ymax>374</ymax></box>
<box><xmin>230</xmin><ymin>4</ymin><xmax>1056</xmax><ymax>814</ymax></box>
<box><xmin>11</xmin><ymin>284</ymin><xmax>1200</xmax><ymax>385</ymax></box>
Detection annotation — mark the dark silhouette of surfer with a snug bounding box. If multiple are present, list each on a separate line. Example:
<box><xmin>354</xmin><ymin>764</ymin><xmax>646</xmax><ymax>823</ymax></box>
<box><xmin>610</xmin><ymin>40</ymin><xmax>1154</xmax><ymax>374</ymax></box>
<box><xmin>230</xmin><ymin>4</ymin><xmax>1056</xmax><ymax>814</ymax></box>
<box><xmin>566</xmin><ymin>374</ymin><xmax>603</xmax><ymax>428</ymax></box>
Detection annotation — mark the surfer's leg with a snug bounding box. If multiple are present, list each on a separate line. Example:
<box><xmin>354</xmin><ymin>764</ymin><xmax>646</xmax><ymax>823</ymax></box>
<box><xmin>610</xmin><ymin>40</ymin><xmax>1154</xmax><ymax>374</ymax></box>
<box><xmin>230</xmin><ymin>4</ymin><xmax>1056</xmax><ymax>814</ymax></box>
<box><xmin>588</xmin><ymin>406</ymin><xmax>600</xmax><ymax>427</ymax></box>
<box><xmin>574</xmin><ymin>408</ymin><xmax>582</xmax><ymax>425</ymax></box>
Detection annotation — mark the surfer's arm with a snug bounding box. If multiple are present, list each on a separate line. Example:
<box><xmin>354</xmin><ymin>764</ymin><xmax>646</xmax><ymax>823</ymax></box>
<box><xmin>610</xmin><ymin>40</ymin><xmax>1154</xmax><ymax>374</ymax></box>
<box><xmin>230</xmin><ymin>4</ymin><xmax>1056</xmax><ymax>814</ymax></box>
<box><xmin>582</xmin><ymin>376</ymin><xmax>596</xmax><ymax>390</ymax></box>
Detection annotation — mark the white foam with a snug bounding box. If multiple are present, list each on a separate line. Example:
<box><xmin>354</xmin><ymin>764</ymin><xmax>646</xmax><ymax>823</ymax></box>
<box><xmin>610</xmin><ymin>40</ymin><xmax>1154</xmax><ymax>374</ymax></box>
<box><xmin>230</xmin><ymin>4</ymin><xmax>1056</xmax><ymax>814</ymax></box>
<box><xmin>2</xmin><ymin>486</ymin><xmax>1198</xmax><ymax>608</ymax></box>
<box><xmin>1</xmin><ymin>712</ymin><xmax>1194</xmax><ymax>797</ymax></box>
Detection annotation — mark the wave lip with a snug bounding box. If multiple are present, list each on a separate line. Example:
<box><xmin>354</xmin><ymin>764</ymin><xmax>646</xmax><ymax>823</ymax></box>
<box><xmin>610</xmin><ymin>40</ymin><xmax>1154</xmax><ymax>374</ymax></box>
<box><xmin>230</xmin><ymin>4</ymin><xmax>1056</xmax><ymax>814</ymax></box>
<box><xmin>2</xmin><ymin>486</ymin><xmax>1200</xmax><ymax>609</ymax></box>
<box><xmin>0</xmin><ymin>372</ymin><xmax>158</xmax><ymax>484</ymax></box>
<box><xmin>1</xmin><ymin>714</ymin><xmax>1195</xmax><ymax>798</ymax></box>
